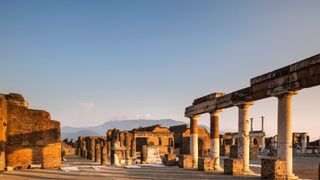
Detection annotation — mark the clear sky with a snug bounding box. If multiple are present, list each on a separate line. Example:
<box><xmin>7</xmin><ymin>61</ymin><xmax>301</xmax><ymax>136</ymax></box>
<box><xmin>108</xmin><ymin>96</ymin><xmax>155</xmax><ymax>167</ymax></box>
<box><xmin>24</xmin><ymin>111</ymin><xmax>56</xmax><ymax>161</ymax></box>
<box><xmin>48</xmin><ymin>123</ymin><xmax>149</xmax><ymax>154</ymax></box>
<box><xmin>1</xmin><ymin>0</ymin><xmax>320</xmax><ymax>140</ymax></box>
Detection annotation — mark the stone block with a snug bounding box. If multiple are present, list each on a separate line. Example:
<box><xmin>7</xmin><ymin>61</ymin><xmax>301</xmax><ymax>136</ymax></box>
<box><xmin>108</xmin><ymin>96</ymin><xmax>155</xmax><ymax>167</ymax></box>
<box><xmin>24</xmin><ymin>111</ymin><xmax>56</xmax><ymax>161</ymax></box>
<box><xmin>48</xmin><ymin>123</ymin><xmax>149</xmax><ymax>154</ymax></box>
<box><xmin>198</xmin><ymin>157</ymin><xmax>214</xmax><ymax>172</ymax></box>
<box><xmin>178</xmin><ymin>154</ymin><xmax>193</xmax><ymax>169</ymax></box>
<box><xmin>261</xmin><ymin>158</ymin><xmax>286</xmax><ymax>180</ymax></box>
<box><xmin>164</xmin><ymin>153</ymin><xmax>176</xmax><ymax>166</ymax></box>
<box><xmin>224</xmin><ymin>158</ymin><xmax>243</xmax><ymax>176</ymax></box>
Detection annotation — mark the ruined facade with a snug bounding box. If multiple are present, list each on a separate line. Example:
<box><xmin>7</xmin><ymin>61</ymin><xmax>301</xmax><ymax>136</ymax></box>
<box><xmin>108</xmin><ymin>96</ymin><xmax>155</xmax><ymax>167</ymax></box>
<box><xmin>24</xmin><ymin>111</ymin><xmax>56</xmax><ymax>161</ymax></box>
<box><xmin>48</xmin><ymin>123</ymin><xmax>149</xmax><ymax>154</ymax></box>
<box><xmin>77</xmin><ymin>125</ymin><xmax>174</xmax><ymax>166</ymax></box>
<box><xmin>0</xmin><ymin>93</ymin><xmax>61</xmax><ymax>170</ymax></box>
<box><xmin>169</xmin><ymin>124</ymin><xmax>210</xmax><ymax>157</ymax></box>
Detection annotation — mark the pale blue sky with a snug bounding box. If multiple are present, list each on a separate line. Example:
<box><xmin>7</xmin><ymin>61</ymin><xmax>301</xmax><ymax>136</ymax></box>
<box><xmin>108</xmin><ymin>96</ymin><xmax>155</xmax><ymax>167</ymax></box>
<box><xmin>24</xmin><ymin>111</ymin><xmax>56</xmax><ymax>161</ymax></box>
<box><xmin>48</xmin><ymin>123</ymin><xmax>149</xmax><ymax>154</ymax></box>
<box><xmin>1</xmin><ymin>0</ymin><xmax>320</xmax><ymax>140</ymax></box>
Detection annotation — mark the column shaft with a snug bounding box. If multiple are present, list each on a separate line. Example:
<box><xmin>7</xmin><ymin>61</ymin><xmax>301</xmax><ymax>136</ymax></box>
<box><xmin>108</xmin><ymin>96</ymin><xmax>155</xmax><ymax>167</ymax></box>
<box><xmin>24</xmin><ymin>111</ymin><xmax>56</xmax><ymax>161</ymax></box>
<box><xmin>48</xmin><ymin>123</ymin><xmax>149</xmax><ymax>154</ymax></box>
<box><xmin>190</xmin><ymin>116</ymin><xmax>199</xmax><ymax>168</ymax></box>
<box><xmin>238</xmin><ymin>102</ymin><xmax>252</xmax><ymax>172</ymax></box>
<box><xmin>277</xmin><ymin>92</ymin><xmax>296</xmax><ymax>178</ymax></box>
<box><xmin>210</xmin><ymin>110</ymin><xmax>222</xmax><ymax>170</ymax></box>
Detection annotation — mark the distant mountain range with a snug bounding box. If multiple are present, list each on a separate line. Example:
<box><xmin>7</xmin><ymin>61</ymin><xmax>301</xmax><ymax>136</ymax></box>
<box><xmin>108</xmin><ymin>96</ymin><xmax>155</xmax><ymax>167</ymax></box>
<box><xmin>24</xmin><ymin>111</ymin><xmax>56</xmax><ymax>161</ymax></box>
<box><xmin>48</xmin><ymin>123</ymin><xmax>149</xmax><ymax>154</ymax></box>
<box><xmin>62</xmin><ymin>119</ymin><xmax>210</xmax><ymax>140</ymax></box>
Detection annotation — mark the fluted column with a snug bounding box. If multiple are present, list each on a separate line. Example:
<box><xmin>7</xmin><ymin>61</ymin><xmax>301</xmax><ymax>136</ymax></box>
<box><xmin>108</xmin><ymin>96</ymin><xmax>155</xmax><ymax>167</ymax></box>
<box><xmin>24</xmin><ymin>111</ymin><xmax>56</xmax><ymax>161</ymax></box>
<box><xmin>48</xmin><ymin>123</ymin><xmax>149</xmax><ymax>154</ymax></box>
<box><xmin>237</xmin><ymin>102</ymin><xmax>253</xmax><ymax>173</ymax></box>
<box><xmin>210</xmin><ymin>109</ymin><xmax>222</xmax><ymax>171</ymax></box>
<box><xmin>190</xmin><ymin>115</ymin><xmax>199</xmax><ymax>168</ymax></box>
<box><xmin>277</xmin><ymin>91</ymin><xmax>298</xmax><ymax>179</ymax></box>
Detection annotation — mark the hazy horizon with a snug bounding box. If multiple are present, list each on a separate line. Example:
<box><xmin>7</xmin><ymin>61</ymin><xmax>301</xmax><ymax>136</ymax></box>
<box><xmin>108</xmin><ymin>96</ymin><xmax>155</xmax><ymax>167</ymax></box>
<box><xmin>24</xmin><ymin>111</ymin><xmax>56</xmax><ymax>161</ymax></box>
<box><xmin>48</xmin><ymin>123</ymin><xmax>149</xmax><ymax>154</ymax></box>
<box><xmin>1</xmin><ymin>1</ymin><xmax>320</xmax><ymax>141</ymax></box>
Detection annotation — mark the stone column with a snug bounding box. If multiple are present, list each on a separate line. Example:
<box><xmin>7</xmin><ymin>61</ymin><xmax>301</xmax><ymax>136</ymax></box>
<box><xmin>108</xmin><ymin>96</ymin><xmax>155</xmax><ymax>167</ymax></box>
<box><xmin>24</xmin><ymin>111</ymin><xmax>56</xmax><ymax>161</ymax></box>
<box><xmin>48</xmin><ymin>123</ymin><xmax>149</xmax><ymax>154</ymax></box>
<box><xmin>141</xmin><ymin>145</ymin><xmax>147</xmax><ymax>164</ymax></box>
<box><xmin>95</xmin><ymin>139</ymin><xmax>101</xmax><ymax>164</ymax></box>
<box><xmin>277</xmin><ymin>91</ymin><xmax>297</xmax><ymax>179</ymax></box>
<box><xmin>90</xmin><ymin>138</ymin><xmax>96</xmax><ymax>161</ymax></box>
<box><xmin>101</xmin><ymin>140</ymin><xmax>108</xmax><ymax>165</ymax></box>
<box><xmin>237</xmin><ymin>102</ymin><xmax>253</xmax><ymax>174</ymax></box>
<box><xmin>210</xmin><ymin>109</ymin><xmax>222</xmax><ymax>171</ymax></box>
<box><xmin>190</xmin><ymin>115</ymin><xmax>199</xmax><ymax>168</ymax></box>
<box><xmin>131</xmin><ymin>137</ymin><xmax>136</xmax><ymax>159</ymax></box>
<box><xmin>107</xmin><ymin>140</ymin><xmax>111</xmax><ymax>164</ymax></box>
<box><xmin>125</xmin><ymin>133</ymin><xmax>131</xmax><ymax>160</ymax></box>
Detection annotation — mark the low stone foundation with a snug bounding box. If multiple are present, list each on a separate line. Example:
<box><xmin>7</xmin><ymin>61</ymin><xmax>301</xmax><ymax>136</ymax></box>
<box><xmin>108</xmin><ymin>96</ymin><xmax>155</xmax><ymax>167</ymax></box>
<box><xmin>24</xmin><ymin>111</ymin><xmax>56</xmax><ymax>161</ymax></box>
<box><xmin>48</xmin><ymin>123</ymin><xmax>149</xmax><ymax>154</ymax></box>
<box><xmin>198</xmin><ymin>157</ymin><xmax>214</xmax><ymax>172</ymax></box>
<box><xmin>224</xmin><ymin>158</ymin><xmax>243</xmax><ymax>175</ymax></box>
<box><xmin>178</xmin><ymin>154</ymin><xmax>193</xmax><ymax>169</ymax></box>
<box><xmin>261</xmin><ymin>158</ymin><xmax>286</xmax><ymax>180</ymax></box>
<box><xmin>164</xmin><ymin>153</ymin><xmax>176</xmax><ymax>166</ymax></box>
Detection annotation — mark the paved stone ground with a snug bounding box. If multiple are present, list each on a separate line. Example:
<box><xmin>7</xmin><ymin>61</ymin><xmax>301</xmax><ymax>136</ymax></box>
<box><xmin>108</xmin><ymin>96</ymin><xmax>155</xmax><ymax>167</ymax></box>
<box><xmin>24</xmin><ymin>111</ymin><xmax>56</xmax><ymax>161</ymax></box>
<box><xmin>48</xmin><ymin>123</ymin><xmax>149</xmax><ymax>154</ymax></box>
<box><xmin>0</xmin><ymin>155</ymin><xmax>318</xmax><ymax>180</ymax></box>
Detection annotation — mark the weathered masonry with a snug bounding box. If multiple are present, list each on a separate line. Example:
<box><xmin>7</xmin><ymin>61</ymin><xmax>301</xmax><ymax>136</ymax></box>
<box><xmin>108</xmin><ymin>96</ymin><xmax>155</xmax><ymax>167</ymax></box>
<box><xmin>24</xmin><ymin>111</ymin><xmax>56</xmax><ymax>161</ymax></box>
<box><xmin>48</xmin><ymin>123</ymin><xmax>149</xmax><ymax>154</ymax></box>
<box><xmin>185</xmin><ymin>53</ymin><xmax>320</xmax><ymax>178</ymax></box>
<box><xmin>0</xmin><ymin>93</ymin><xmax>61</xmax><ymax>171</ymax></box>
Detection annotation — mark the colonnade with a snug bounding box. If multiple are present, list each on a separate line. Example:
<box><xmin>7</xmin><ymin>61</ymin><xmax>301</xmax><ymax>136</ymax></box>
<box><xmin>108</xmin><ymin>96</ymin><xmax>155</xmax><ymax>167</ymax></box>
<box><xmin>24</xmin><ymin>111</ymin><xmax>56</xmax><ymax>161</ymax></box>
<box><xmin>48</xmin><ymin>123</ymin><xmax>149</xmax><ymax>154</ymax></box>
<box><xmin>189</xmin><ymin>91</ymin><xmax>298</xmax><ymax>178</ymax></box>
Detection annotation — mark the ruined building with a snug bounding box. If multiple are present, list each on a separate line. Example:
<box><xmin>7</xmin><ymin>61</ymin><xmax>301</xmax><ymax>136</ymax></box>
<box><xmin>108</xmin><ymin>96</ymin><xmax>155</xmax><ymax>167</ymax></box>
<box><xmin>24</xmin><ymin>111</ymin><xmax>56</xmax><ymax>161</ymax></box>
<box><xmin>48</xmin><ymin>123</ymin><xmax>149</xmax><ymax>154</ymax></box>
<box><xmin>77</xmin><ymin>124</ymin><xmax>175</xmax><ymax>166</ymax></box>
<box><xmin>169</xmin><ymin>124</ymin><xmax>210</xmax><ymax>157</ymax></box>
<box><xmin>0</xmin><ymin>93</ymin><xmax>61</xmax><ymax>171</ymax></box>
<box><xmin>221</xmin><ymin>117</ymin><xmax>266</xmax><ymax>159</ymax></box>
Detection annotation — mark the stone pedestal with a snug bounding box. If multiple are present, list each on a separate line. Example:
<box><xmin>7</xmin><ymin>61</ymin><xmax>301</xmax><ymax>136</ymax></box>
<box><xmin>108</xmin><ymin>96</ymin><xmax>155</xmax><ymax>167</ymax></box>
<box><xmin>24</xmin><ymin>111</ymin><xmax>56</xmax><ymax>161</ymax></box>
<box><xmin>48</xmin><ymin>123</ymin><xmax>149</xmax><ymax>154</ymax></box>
<box><xmin>224</xmin><ymin>158</ymin><xmax>243</xmax><ymax>176</ymax></box>
<box><xmin>164</xmin><ymin>153</ymin><xmax>176</xmax><ymax>166</ymax></box>
<box><xmin>178</xmin><ymin>154</ymin><xmax>193</xmax><ymax>169</ymax></box>
<box><xmin>261</xmin><ymin>158</ymin><xmax>286</xmax><ymax>180</ymax></box>
<box><xmin>198</xmin><ymin>157</ymin><xmax>214</xmax><ymax>172</ymax></box>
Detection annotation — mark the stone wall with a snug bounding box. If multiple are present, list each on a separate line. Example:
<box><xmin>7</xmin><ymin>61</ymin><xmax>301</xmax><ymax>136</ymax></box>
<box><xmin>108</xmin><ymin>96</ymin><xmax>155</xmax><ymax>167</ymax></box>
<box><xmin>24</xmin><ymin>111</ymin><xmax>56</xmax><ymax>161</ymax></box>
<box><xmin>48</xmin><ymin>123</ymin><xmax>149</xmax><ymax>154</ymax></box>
<box><xmin>0</xmin><ymin>93</ymin><xmax>61</xmax><ymax>170</ymax></box>
<box><xmin>261</xmin><ymin>158</ymin><xmax>286</xmax><ymax>179</ymax></box>
<box><xmin>224</xmin><ymin>158</ymin><xmax>243</xmax><ymax>176</ymax></box>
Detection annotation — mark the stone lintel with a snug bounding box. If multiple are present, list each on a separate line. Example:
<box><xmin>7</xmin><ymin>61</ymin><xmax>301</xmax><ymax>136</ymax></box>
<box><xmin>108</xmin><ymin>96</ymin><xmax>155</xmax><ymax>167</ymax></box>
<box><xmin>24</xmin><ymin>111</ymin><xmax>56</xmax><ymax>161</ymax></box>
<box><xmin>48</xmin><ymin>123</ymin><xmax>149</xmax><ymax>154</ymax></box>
<box><xmin>251</xmin><ymin>53</ymin><xmax>320</xmax><ymax>85</ymax></box>
<box><xmin>193</xmin><ymin>92</ymin><xmax>225</xmax><ymax>105</ymax></box>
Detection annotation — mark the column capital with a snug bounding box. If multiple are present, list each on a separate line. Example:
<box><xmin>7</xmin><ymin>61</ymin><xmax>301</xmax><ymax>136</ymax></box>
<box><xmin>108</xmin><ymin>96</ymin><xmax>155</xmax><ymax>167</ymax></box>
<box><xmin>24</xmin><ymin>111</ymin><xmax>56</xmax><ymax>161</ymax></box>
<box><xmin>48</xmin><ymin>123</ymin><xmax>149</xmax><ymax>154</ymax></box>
<box><xmin>190</xmin><ymin>115</ymin><xmax>200</xmax><ymax>120</ymax></box>
<box><xmin>235</xmin><ymin>101</ymin><xmax>254</xmax><ymax>109</ymax></box>
<box><xmin>271</xmin><ymin>90</ymin><xmax>298</xmax><ymax>98</ymax></box>
<box><xmin>210</xmin><ymin>109</ymin><xmax>223</xmax><ymax>116</ymax></box>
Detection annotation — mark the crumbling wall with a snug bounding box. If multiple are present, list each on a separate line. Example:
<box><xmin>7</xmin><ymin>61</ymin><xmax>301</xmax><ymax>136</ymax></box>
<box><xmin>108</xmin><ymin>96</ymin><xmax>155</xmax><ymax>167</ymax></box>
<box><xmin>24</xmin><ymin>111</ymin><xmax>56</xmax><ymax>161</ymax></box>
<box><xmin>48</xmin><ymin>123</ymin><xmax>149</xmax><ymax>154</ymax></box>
<box><xmin>0</xmin><ymin>95</ymin><xmax>8</xmax><ymax>171</ymax></box>
<box><xmin>4</xmin><ymin>93</ymin><xmax>61</xmax><ymax>169</ymax></box>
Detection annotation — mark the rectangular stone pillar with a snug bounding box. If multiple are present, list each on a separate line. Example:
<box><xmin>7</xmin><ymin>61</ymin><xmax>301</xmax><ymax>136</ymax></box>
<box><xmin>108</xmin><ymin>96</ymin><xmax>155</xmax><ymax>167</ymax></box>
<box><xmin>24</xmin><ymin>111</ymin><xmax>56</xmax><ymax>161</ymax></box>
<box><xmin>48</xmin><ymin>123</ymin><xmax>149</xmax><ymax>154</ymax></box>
<box><xmin>190</xmin><ymin>115</ymin><xmax>199</xmax><ymax>168</ymax></box>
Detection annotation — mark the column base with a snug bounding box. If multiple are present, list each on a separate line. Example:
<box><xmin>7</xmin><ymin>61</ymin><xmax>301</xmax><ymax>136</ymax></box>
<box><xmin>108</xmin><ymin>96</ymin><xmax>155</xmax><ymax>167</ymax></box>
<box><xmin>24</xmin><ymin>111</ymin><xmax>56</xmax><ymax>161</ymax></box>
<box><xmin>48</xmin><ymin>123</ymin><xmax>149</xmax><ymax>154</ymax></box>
<box><xmin>287</xmin><ymin>174</ymin><xmax>299</xmax><ymax>180</ymax></box>
<box><xmin>242</xmin><ymin>169</ymin><xmax>254</xmax><ymax>175</ymax></box>
<box><xmin>214</xmin><ymin>166</ymin><xmax>223</xmax><ymax>172</ymax></box>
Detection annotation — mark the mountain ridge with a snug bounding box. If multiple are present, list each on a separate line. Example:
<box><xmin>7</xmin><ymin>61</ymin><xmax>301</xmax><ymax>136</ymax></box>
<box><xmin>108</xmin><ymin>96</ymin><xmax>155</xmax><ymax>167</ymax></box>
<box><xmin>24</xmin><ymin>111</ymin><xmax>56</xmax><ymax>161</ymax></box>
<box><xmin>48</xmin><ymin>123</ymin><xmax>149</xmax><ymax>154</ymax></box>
<box><xmin>62</xmin><ymin>119</ymin><xmax>206</xmax><ymax>140</ymax></box>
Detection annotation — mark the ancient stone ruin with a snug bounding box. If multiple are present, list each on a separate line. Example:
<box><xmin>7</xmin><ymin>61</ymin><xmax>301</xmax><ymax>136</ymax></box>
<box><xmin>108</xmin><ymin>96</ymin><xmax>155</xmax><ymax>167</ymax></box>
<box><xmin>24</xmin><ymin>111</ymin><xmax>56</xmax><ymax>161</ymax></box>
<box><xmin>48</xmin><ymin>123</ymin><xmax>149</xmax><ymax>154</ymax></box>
<box><xmin>0</xmin><ymin>93</ymin><xmax>61</xmax><ymax>171</ymax></box>
<box><xmin>184</xmin><ymin>53</ymin><xmax>320</xmax><ymax>179</ymax></box>
<box><xmin>77</xmin><ymin>124</ymin><xmax>175</xmax><ymax>166</ymax></box>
